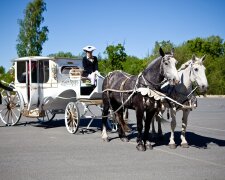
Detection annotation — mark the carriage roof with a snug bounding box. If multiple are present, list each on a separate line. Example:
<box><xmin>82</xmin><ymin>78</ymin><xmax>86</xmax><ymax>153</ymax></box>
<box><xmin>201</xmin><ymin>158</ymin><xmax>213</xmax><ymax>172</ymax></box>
<box><xmin>13</xmin><ymin>56</ymin><xmax>54</xmax><ymax>61</ymax></box>
<box><xmin>13</xmin><ymin>56</ymin><xmax>83</xmax><ymax>68</ymax></box>
<box><xmin>13</xmin><ymin>56</ymin><xmax>82</xmax><ymax>62</ymax></box>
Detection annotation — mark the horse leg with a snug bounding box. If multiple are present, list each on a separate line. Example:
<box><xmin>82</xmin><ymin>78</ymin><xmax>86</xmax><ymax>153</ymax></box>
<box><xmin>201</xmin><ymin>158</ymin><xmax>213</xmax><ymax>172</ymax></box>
<box><xmin>180</xmin><ymin>109</ymin><xmax>190</xmax><ymax>148</ymax></box>
<box><xmin>101</xmin><ymin>95</ymin><xmax>110</xmax><ymax>142</ymax></box>
<box><xmin>169</xmin><ymin>107</ymin><xmax>177</xmax><ymax>149</ymax></box>
<box><xmin>156</xmin><ymin>111</ymin><xmax>163</xmax><ymax>141</ymax></box>
<box><xmin>151</xmin><ymin>115</ymin><xmax>157</xmax><ymax>141</ymax></box>
<box><xmin>123</xmin><ymin>108</ymin><xmax>129</xmax><ymax>124</ymax></box>
<box><xmin>143</xmin><ymin>109</ymin><xmax>156</xmax><ymax>150</ymax></box>
<box><xmin>136</xmin><ymin>108</ymin><xmax>145</xmax><ymax>151</ymax></box>
<box><xmin>116</xmin><ymin>110</ymin><xmax>129</xmax><ymax>142</ymax></box>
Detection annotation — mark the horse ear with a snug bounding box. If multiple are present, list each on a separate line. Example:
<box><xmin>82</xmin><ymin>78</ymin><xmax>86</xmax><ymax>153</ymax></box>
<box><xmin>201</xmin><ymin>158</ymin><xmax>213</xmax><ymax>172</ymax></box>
<box><xmin>201</xmin><ymin>55</ymin><xmax>206</xmax><ymax>62</ymax></box>
<box><xmin>192</xmin><ymin>54</ymin><xmax>196</xmax><ymax>62</ymax></box>
<box><xmin>171</xmin><ymin>48</ymin><xmax>174</xmax><ymax>56</ymax></box>
<box><xmin>159</xmin><ymin>47</ymin><xmax>165</xmax><ymax>57</ymax></box>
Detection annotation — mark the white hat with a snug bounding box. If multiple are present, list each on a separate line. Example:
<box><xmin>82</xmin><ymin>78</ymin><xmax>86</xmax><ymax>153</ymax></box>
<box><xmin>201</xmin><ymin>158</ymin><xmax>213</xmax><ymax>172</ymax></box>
<box><xmin>83</xmin><ymin>45</ymin><xmax>96</xmax><ymax>52</ymax></box>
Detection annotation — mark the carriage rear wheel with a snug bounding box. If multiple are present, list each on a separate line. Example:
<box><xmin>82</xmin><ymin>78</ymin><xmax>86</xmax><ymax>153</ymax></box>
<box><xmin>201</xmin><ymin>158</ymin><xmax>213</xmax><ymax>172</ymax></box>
<box><xmin>65</xmin><ymin>102</ymin><xmax>80</xmax><ymax>134</ymax></box>
<box><xmin>0</xmin><ymin>90</ymin><xmax>22</xmax><ymax>126</ymax></box>
<box><xmin>37</xmin><ymin>109</ymin><xmax>55</xmax><ymax>123</ymax></box>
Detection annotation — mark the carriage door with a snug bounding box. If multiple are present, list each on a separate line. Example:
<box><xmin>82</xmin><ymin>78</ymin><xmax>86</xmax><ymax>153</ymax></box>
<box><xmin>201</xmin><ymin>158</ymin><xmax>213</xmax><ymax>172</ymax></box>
<box><xmin>27</xmin><ymin>60</ymin><xmax>39</xmax><ymax>110</ymax></box>
<box><xmin>28</xmin><ymin>60</ymin><xmax>50</xmax><ymax>111</ymax></box>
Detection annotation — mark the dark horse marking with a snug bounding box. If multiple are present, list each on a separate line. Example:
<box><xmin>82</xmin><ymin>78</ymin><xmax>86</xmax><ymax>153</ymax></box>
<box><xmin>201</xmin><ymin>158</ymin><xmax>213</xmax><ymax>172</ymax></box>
<box><xmin>101</xmin><ymin>47</ymin><xmax>180</xmax><ymax>151</ymax></box>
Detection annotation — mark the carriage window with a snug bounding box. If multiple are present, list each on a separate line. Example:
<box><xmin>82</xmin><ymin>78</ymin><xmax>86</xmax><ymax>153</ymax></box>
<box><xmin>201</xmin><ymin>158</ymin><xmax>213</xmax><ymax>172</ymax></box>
<box><xmin>17</xmin><ymin>61</ymin><xmax>26</xmax><ymax>83</ymax></box>
<box><xmin>39</xmin><ymin>60</ymin><xmax>49</xmax><ymax>83</ymax></box>
<box><xmin>61</xmin><ymin>66</ymin><xmax>79</xmax><ymax>74</ymax></box>
<box><xmin>31</xmin><ymin>61</ymin><xmax>38</xmax><ymax>83</ymax></box>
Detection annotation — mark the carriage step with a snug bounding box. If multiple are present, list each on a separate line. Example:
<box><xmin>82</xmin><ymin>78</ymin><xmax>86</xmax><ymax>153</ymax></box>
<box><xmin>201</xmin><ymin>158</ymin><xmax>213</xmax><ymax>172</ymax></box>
<box><xmin>79</xmin><ymin>99</ymin><xmax>102</xmax><ymax>105</ymax></box>
<box><xmin>23</xmin><ymin>109</ymin><xmax>45</xmax><ymax>118</ymax></box>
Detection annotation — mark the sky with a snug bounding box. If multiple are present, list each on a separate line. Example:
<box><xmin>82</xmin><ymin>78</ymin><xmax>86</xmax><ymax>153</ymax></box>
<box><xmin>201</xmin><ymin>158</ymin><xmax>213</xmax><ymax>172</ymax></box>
<box><xmin>0</xmin><ymin>0</ymin><xmax>225</xmax><ymax>71</ymax></box>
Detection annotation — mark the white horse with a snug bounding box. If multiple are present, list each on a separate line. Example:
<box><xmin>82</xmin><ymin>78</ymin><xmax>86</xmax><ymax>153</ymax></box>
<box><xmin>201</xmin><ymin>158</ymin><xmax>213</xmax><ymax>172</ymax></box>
<box><xmin>152</xmin><ymin>55</ymin><xmax>208</xmax><ymax>148</ymax></box>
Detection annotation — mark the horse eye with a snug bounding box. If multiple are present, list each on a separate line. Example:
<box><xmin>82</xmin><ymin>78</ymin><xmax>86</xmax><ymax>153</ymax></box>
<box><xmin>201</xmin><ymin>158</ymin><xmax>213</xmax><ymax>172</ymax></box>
<box><xmin>194</xmin><ymin>68</ymin><xmax>198</xmax><ymax>71</ymax></box>
<box><xmin>164</xmin><ymin>62</ymin><xmax>168</xmax><ymax>65</ymax></box>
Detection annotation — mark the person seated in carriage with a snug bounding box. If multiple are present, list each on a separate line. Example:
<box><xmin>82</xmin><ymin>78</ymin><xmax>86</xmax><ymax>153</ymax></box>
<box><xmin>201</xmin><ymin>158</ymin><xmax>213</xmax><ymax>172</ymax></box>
<box><xmin>0</xmin><ymin>81</ymin><xmax>13</xmax><ymax>104</ymax></box>
<box><xmin>82</xmin><ymin>45</ymin><xmax>102</xmax><ymax>85</ymax></box>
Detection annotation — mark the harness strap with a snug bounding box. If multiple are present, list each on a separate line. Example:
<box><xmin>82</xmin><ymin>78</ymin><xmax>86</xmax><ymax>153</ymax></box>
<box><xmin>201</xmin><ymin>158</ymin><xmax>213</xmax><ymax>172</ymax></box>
<box><xmin>120</xmin><ymin>77</ymin><xmax>130</xmax><ymax>110</ymax></box>
<box><xmin>120</xmin><ymin>77</ymin><xmax>130</xmax><ymax>90</ymax></box>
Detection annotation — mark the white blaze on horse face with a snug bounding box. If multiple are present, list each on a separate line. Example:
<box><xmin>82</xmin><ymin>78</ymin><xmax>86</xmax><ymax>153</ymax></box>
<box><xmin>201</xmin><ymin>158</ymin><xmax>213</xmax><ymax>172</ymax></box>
<box><xmin>191</xmin><ymin>56</ymin><xmax>208</xmax><ymax>92</ymax></box>
<box><xmin>162</xmin><ymin>55</ymin><xmax>180</xmax><ymax>85</ymax></box>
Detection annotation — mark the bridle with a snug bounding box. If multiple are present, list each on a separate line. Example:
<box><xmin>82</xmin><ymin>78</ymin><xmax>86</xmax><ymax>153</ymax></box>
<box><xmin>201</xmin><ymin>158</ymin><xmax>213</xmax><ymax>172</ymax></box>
<box><xmin>140</xmin><ymin>56</ymin><xmax>174</xmax><ymax>88</ymax></box>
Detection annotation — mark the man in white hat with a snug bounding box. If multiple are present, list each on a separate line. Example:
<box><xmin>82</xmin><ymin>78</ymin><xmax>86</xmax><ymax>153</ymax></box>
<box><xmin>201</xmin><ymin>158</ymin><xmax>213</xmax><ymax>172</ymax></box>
<box><xmin>82</xmin><ymin>45</ymin><xmax>101</xmax><ymax>85</ymax></box>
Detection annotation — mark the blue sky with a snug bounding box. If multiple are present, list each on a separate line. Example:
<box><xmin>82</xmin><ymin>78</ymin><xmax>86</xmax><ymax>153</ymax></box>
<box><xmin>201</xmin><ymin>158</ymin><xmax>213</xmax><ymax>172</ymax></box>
<box><xmin>0</xmin><ymin>0</ymin><xmax>225</xmax><ymax>71</ymax></box>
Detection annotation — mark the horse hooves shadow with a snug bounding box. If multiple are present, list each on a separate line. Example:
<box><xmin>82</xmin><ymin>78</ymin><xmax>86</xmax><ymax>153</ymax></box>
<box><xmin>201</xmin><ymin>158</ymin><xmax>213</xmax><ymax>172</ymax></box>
<box><xmin>157</xmin><ymin>131</ymin><xmax>225</xmax><ymax>149</ymax></box>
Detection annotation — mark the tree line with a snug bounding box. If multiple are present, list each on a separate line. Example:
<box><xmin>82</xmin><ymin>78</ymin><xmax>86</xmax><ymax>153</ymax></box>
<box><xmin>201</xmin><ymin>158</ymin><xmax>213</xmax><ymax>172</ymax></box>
<box><xmin>98</xmin><ymin>36</ymin><xmax>225</xmax><ymax>95</ymax></box>
<box><xmin>0</xmin><ymin>0</ymin><xmax>225</xmax><ymax>95</ymax></box>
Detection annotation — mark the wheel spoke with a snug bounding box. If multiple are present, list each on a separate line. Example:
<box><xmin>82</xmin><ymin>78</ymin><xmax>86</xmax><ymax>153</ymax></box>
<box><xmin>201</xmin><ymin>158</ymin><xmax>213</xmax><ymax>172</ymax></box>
<box><xmin>37</xmin><ymin>109</ymin><xmax>55</xmax><ymax>123</ymax></box>
<box><xmin>7</xmin><ymin>110</ymin><xmax>11</xmax><ymax>125</ymax></box>
<box><xmin>11</xmin><ymin>109</ymin><xmax>19</xmax><ymax>121</ymax></box>
<box><xmin>2</xmin><ymin>97</ymin><xmax>9</xmax><ymax>104</ymax></box>
<box><xmin>10</xmin><ymin>111</ymin><xmax>15</xmax><ymax>125</ymax></box>
<box><xmin>46</xmin><ymin>111</ymin><xmax>49</xmax><ymax>120</ymax></box>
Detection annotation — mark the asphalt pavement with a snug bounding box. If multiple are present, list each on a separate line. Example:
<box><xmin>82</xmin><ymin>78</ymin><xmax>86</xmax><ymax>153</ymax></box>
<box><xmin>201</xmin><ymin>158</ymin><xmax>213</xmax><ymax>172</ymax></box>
<box><xmin>0</xmin><ymin>97</ymin><xmax>225</xmax><ymax>180</ymax></box>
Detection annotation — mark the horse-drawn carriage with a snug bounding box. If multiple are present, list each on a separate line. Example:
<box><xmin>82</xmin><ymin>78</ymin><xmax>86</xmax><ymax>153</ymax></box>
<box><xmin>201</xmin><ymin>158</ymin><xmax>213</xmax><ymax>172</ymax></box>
<box><xmin>1</xmin><ymin>48</ymin><xmax>207</xmax><ymax>151</ymax></box>
<box><xmin>0</xmin><ymin>56</ymin><xmax>115</xmax><ymax>133</ymax></box>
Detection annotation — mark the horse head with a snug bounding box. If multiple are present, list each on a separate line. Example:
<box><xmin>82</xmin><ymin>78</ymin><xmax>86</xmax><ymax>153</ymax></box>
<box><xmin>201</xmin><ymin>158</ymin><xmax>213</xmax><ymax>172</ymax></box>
<box><xmin>190</xmin><ymin>55</ymin><xmax>208</xmax><ymax>93</ymax></box>
<box><xmin>159</xmin><ymin>47</ymin><xmax>180</xmax><ymax>85</ymax></box>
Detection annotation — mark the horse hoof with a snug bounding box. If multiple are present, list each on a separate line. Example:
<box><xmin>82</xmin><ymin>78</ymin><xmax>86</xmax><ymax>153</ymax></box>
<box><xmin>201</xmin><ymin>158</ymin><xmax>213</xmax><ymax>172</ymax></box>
<box><xmin>136</xmin><ymin>144</ymin><xmax>146</xmax><ymax>151</ymax></box>
<box><xmin>120</xmin><ymin>137</ymin><xmax>129</xmax><ymax>142</ymax></box>
<box><xmin>146</xmin><ymin>144</ymin><xmax>153</xmax><ymax>150</ymax></box>
<box><xmin>169</xmin><ymin>144</ymin><xmax>177</xmax><ymax>149</ymax></box>
<box><xmin>102</xmin><ymin>137</ymin><xmax>109</xmax><ymax>142</ymax></box>
<box><xmin>181</xmin><ymin>143</ymin><xmax>189</xmax><ymax>148</ymax></box>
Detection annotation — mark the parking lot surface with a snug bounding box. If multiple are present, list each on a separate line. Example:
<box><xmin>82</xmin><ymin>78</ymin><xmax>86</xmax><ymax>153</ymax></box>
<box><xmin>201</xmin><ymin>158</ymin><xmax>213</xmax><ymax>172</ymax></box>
<box><xmin>0</xmin><ymin>97</ymin><xmax>225</xmax><ymax>180</ymax></box>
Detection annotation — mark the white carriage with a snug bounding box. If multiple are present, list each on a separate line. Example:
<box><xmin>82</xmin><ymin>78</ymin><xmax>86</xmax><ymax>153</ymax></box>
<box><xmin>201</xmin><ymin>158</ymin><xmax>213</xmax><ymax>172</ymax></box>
<box><xmin>0</xmin><ymin>56</ymin><xmax>116</xmax><ymax>133</ymax></box>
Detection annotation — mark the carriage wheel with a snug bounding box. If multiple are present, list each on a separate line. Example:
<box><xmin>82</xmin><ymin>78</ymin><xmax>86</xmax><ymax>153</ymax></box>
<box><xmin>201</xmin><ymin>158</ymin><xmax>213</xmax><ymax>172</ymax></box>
<box><xmin>107</xmin><ymin>109</ymin><xmax>118</xmax><ymax>132</ymax></box>
<box><xmin>65</xmin><ymin>102</ymin><xmax>80</xmax><ymax>134</ymax></box>
<box><xmin>37</xmin><ymin>109</ymin><xmax>55</xmax><ymax>123</ymax></box>
<box><xmin>0</xmin><ymin>90</ymin><xmax>22</xmax><ymax>126</ymax></box>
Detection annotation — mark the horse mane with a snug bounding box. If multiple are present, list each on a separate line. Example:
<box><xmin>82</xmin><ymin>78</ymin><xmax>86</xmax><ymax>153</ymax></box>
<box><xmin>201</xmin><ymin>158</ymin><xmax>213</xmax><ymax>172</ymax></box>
<box><xmin>178</xmin><ymin>60</ymin><xmax>192</xmax><ymax>71</ymax></box>
<box><xmin>145</xmin><ymin>56</ymin><xmax>162</xmax><ymax>72</ymax></box>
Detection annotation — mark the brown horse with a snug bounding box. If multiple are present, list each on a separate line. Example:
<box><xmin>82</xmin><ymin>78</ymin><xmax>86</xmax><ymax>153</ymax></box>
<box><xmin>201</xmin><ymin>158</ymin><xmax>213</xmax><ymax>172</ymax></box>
<box><xmin>101</xmin><ymin>47</ymin><xmax>180</xmax><ymax>151</ymax></box>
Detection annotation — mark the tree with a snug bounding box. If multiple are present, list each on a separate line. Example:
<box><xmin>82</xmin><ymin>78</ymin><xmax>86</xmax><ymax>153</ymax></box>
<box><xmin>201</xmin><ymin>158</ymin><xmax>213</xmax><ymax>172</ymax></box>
<box><xmin>104</xmin><ymin>43</ymin><xmax>127</xmax><ymax>70</ymax></box>
<box><xmin>16</xmin><ymin>0</ymin><xmax>48</xmax><ymax>57</ymax></box>
<box><xmin>0</xmin><ymin>66</ymin><xmax>14</xmax><ymax>84</ymax></box>
<box><xmin>151</xmin><ymin>40</ymin><xmax>175</xmax><ymax>58</ymax></box>
<box><xmin>0</xmin><ymin>66</ymin><xmax>5</xmax><ymax>75</ymax></box>
<box><xmin>123</xmin><ymin>56</ymin><xmax>147</xmax><ymax>75</ymax></box>
<box><xmin>48</xmin><ymin>51</ymin><xmax>79</xmax><ymax>58</ymax></box>
<box><xmin>186</xmin><ymin>36</ymin><xmax>224</xmax><ymax>58</ymax></box>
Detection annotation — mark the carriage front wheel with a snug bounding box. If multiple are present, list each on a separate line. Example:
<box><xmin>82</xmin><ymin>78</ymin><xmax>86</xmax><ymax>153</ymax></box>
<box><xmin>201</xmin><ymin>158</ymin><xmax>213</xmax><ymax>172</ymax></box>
<box><xmin>0</xmin><ymin>90</ymin><xmax>22</xmax><ymax>126</ymax></box>
<box><xmin>65</xmin><ymin>102</ymin><xmax>80</xmax><ymax>134</ymax></box>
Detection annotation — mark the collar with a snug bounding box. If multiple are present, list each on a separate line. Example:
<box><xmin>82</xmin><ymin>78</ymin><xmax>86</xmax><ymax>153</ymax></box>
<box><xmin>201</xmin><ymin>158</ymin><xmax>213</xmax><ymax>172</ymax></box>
<box><xmin>87</xmin><ymin>56</ymin><xmax>94</xmax><ymax>62</ymax></box>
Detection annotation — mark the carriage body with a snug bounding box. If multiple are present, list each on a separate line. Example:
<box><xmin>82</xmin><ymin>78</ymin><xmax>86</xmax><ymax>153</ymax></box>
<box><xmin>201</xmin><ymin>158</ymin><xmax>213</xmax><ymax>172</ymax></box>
<box><xmin>0</xmin><ymin>56</ymin><xmax>105</xmax><ymax>129</ymax></box>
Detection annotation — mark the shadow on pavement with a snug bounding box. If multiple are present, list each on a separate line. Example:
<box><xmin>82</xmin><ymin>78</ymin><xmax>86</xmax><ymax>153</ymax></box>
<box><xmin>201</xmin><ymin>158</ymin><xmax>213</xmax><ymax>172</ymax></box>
<box><xmin>153</xmin><ymin>131</ymin><xmax>225</xmax><ymax>149</ymax></box>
